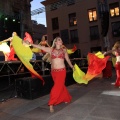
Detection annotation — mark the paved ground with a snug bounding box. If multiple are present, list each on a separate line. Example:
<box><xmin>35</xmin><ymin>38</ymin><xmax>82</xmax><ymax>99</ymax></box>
<box><xmin>0</xmin><ymin>70</ymin><xmax>120</xmax><ymax>120</ymax></box>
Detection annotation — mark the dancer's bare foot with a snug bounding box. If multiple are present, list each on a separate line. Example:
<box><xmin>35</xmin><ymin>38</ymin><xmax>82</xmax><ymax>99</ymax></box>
<box><xmin>50</xmin><ymin>105</ymin><xmax>54</xmax><ymax>113</ymax></box>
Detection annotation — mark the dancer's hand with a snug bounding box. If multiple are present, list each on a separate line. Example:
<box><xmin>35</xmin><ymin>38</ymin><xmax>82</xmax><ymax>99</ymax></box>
<box><xmin>103</xmin><ymin>52</ymin><xmax>107</xmax><ymax>56</ymax></box>
<box><xmin>72</xmin><ymin>66</ymin><xmax>75</xmax><ymax>71</ymax></box>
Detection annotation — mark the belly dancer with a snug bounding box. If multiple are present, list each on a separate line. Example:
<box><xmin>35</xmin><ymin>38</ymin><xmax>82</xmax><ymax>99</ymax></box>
<box><xmin>24</xmin><ymin>36</ymin><xmax>74</xmax><ymax>112</ymax></box>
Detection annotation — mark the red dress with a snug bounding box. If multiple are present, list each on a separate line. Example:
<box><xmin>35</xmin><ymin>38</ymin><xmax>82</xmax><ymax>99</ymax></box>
<box><xmin>48</xmin><ymin>49</ymin><xmax>72</xmax><ymax>105</ymax></box>
<box><xmin>115</xmin><ymin>51</ymin><xmax>120</xmax><ymax>87</ymax></box>
<box><xmin>115</xmin><ymin>63</ymin><xmax>120</xmax><ymax>87</ymax></box>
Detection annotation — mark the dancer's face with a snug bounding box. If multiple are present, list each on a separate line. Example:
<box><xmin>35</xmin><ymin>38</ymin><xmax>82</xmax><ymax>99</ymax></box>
<box><xmin>55</xmin><ymin>38</ymin><xmax>63</xmax><ymax>46</ymax></box>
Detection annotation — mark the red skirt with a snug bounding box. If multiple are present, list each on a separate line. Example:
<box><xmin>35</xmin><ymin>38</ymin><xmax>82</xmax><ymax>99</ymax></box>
<box><xmin>115</xmin><ymin>63</ymin><xmax>120</xmax><ymax>87</ymax></box>
<box><xmin>48</xmin><ymin>68</ymin><xmax>72</xmax><ymax>105</ymax></box>
<box><xmin>103</xmin><ymin>61</ymin><xmax>112</xmax><ymax>78</ymax></box>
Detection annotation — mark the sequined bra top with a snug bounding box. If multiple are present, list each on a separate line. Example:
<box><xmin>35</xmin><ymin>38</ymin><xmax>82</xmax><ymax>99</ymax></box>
<box><xmin>51</xmin><ymin>48</ymin><xmax>65</xmax><ymax>59</ymax></box>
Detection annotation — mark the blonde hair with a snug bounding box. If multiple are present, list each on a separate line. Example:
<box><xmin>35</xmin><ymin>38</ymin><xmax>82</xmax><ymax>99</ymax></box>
<box><xmin>12</xmin><ymin>32</ymin><xmax>17</xmax><ymax>36</ymax></box>
<box><xmin>51</xmin><ymin>37</ymin><xmax>61</xmax><ymax>48</ymax></box>
<box><xmin>112</xmin><ymin>40</ymin><xmax>120</xmax><ymax>50</ymax></box>
<box><xmin>41</xmin><ymin>36</ymin><xmax>45</xmax><ymax>41</ymax></box>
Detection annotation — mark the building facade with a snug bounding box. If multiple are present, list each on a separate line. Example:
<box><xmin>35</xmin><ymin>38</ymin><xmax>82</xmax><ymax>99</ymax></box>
<box><xmin>0</xmin><ymin>0</ymin><xmax>32</xmax><ymax>40</ymax></box>
<box><xmin>42</xmin><ymin>0</ymin><xmax>120</xmax><ymax>57</ymax></box>
<box><xmin>31</xmin><ymin>20</ymin><xmax>47</xmax><ymax>43</ymax></box>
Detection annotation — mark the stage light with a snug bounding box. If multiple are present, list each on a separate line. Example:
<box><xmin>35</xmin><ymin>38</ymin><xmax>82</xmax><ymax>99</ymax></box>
<box><xmin>13</xmin><ymin>19</ymin><xmax>15</xmax><ymax>22</ymax></box>
<box><xmin>5</xmin><ymin>17</ymin><xmax>8</xmax><ymax>20</ymax></box>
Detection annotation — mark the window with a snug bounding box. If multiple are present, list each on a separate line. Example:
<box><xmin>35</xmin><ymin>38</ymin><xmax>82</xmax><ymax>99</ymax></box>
<box><xmin>111</xmin><ymin>21</ymin><xmax>120</xmax><ymax>37</ymax></box>
<box><xmin>52</xmin><ymin>17</ymin><xmax>59</xmax><ymax>30</ymax></box>
<box><xmin>90</xmin><ymin>26</ymin><xmax>99</xmax><ymax>40</ymax></box>
<box><xmin>60</xmin><ymin>29</ymin><xmax>69</xmax><ymax>44</ymax></box>
<box><xmin>70</xmin><ymin>29</ymin><xmax>78</xmax><ymax>43</ymax></box>
<box><xmin>88</xmin><ymin>8</ymin><xmax>97</xmax><ymax>22</ymax></box>
<box><xmin>51</xmin><ymin>33</ymin><xmax>60</xmax><ymax>45</ymax></box>
<box><xmin>69</xmin><ymin>13</ymin><xmax>77</xmax><ymax>26</ymax></box>
<box><xmin>109</xmin><ymin>2</ymin><xmax>120</xmax><ymax>17</ymax></box>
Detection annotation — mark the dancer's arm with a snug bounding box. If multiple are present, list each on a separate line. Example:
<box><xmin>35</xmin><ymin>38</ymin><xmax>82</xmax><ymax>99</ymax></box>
<box><xmin>0</xmin><ymin>37</ymin><xmax>12</xmax><ymax>43</ymax></box>
<box><xmin>104</xmin><ymin>49</ymin><xmax>116</xmax><ymax>56</ymax></box>
<box><xmin>46</xmin><ymin>42</ymin><xmax>51</xmax><ymax>47</ymax></box>
<box><xmin>64</xmin><ymin>48</ymin><xmax>74</xmax><ymax>69</ymax></box>
<box><xmin>24</xmin><ymin>41</ymin><xmax>52</xmax><ymax>53</ymax></box>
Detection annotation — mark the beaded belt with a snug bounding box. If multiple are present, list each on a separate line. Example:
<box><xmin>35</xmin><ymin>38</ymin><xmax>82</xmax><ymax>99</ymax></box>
<box><xmin>51</xmin><ymin>68</ymin><xmax>66</xmax><ymax>72</ymax></box>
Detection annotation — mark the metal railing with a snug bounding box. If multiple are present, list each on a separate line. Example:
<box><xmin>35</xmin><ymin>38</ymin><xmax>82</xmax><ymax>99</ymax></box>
<box><xmin>0</xmin><ymin>58</ymin><xmax>88</xmax><ymax>77</ymax></box>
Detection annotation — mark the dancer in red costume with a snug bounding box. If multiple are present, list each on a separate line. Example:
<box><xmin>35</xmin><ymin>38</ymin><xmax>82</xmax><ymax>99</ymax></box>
<box><xmin>105</xmin><ymin>40</ymin><xmax>120</xmax><ymax>88</ymax></box>
<box><xmin>39</xmin><ymin>35</ymin><xmax>50</xmax><ymax>47</ymax></box>
<box><xmin>24</xmin><ymin>37</ymin><xmax>74</xmax><ymax>112</ymax></box>
<box><xmin>7</xmin><ymin>32</ymin><xmax>18</xmax><ymax>61</ymax></box>
<box><xmin>0</xmin><ymin>32</ymin><xmax>18</xmax><ymax>61</ymax></box>
<box><xmin>39</xmin><ymin>35</ymin><xmax>50</xmax><ymax>54</ymax></box>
